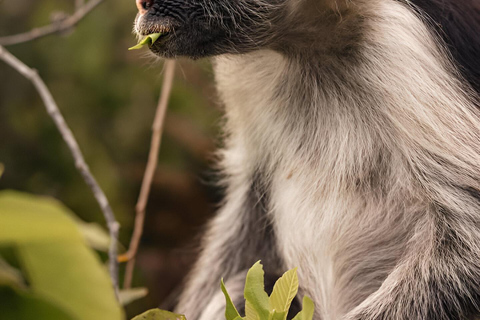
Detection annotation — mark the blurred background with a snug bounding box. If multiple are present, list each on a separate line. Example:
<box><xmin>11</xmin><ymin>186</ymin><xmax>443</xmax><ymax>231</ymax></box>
<box><xmin>0</xmin><ymin>0</ymin><xmax>222</xmax><ymax>317</ymax></box>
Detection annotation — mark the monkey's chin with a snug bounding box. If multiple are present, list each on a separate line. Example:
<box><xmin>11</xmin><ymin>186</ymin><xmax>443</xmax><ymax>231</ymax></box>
<box><xmin>142</xmin><ymin>27</ymin><xmax>231</xmax><ymax>59</ymax></box>
<box><xmin>148</xmin><ymin>40</ymin><xmax>181</xmax><ymax>59</ymax></box>
<box><xmin>148</xmin><ymin>39</ymin><xmax>220</xmax><ymax>60</ymax></box>
<box><xmin>135</xmin><ymin>14</ymin><xmax>235</xmax><ymax>59</ymax></box>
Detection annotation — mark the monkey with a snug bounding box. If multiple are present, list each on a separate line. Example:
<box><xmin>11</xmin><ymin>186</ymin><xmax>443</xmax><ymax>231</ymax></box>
<box><xmin>133</xmin><ymin>0</ymin><xmax>480</xmax><ymax>319</ymax></box>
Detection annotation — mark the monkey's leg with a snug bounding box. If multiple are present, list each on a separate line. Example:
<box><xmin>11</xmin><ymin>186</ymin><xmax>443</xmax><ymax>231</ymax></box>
<box><xmin>175</xmin><ymin>170</ymin><xmax>281</xmax><ymax>320</ymax></box>
<box><xmin>343</xmin><ymin>207</ymin><xmax>480</xmax><ymax>320</ymax></box>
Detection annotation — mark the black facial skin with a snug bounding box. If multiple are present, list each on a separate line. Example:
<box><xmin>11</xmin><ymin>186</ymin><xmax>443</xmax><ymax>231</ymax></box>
<box><xmin>135</xmin><ymin>0</ymin><xmax>281</xmax><ymax>59</ymax></box>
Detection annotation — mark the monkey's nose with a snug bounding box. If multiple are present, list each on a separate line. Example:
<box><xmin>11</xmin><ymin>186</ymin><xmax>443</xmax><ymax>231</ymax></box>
<box><xmin>136</xmin><ymin>0</ymin><xmax>153</xmax><ymax>14</ymax></box>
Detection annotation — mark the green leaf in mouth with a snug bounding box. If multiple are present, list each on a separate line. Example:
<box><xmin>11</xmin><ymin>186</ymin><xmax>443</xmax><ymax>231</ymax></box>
<box><xmin>129</xmin><ymin>33</ymin><xmax>162</xmax><ymax>50</ymax></box>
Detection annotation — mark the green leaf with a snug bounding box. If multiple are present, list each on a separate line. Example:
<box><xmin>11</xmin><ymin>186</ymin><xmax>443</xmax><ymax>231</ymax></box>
<box><xmin>119</xmin><ymin>287</ymin><xmax>149</xmax><ymax>306</ymax></box>
<box><xmin>244</xmin><ymin>261</ymin><xmax>270</xmax><ymax>320</ymax></box>
<box><xmin>0</xmin><ymin>191</ymin><xmax>124</xmax><ymax>320</ymax></box>
<box><xmin>292</xmin><ymin>296</ymin><xmax>315</xmax><ymax>320</ymax></box>
<box><xmin>0</xmin><ymin>191</ymin><xmax>84</xmax><ymax>244</ymax></box>
<box><xmin>132</xmin><ymin>309</ymin><xmax>186</xmax><ymax>320</ymax></box>
<box><xmin>76</xmin><ymin>221</ymin><xmax>111</xmax><ymax>251</ymax></box>
<box><xmin>269</xmin><ymin>267</ymin><xmax>298</xmax><ymax>317</ymax></box>
<box><xmin>269</xmin><ymin>310</ymin><xmax>287</xmax><ymax>320</ymax></box>
<box><xmin>129</xmin><ymin>33</ymin><xmax>162</xmax><ymax>50</ymax></box>
<box><xmin>0</xmin><ymin>190</ymin><xmax>112</xmax><ymax>251</ymax></box>
<box><xmin>0</xmin><ymin>286</ymin><xmax>75</xmax><ymax>320</ymax></box>
<box><xmin>18</xmin><ymin>242</ymin><xmax>124</xmax><ymax>320</ymax></box>
<box><xmin>245</xmin><ymin>300</ymin><xmax>260</xmax><ymax>320</ymax></box>
<box><xmin>221</xmin><ymin>278</ymin><xmax>242</xmax><ymax>320</ymax></box>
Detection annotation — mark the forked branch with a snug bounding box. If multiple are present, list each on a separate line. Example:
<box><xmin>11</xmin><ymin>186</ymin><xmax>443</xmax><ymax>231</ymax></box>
<box><xmin>0</xmin><ymin>45</ymin><xmax>120</xmax><ymax>298</ymax></box>
<box><xmin>0</xmin><ymin>0</ymin><xmax>104</xmax><ymax>46</ymax></box>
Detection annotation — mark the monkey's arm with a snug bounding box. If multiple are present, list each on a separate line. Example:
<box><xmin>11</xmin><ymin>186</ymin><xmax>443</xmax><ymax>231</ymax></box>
<box><xmin>344</xmin><ymin>205</ymin><xmax>480</xmax><ymax>320</ymax></box>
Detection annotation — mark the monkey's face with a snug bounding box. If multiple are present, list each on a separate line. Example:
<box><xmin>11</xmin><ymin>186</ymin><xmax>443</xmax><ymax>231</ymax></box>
<box><xmin>134</xmin><ymin>0</ymin><xmax>283</xmax><ymax>59</ymax></box>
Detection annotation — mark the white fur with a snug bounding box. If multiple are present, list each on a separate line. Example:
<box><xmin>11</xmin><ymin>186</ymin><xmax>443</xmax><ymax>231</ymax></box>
<box><xmin>177</xmin><ymin>0</ymin><xmax>480</xmax><ymax>319</ymax></box>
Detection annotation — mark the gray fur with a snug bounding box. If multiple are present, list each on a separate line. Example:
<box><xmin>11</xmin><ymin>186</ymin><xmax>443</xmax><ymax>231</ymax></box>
<box><xmin>135</xmin><ymin>0</ymin><xmax>480</xmax><ymax>319</ymax></box>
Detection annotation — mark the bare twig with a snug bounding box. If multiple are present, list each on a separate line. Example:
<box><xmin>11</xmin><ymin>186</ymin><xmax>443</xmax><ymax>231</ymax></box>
<box><xmin>121</xmin><ymin>60</ymin><xmax>176</xmax><ymax>289</ymax></box>
<box><xmin>75</xmin><ymin>0</ymin><xmax>86</xmax><ymax>10</ymax></box>
<box><xmin>0</xmin><ymin>45</ymin><xmax>120</xmax><ymax>299</ymax></box>
<box><xmin>0</xmin><ymin>0</ymin><xmax>104</xmax><ymax>46</ymax></box>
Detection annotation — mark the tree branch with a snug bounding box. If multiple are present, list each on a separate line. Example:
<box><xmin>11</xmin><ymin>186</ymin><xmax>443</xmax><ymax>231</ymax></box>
<box><xmin>121</xmin><ymin>60</ymin><xmax>176</xmax><ymax>289</ymax></box>
<box><xmin>0</xmin><ymin>0</ymin><xmax>104</xmax><ymax>46</ymax></box>
<box><xmin>75</xmin><ymin>0</ymin><xmax>86</xmax><ymax>10</ymax></box>
<box><xmin>0</xmin><ymin>45</ymin><xmax>120</xmax><ymax>299</ymax></box>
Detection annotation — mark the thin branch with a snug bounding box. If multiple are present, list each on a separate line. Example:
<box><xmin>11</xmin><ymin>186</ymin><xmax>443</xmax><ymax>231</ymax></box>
<box><xmin>75</xmin><ymin>0</ymin><xmax>86</xmax><ymax>10</ymax></box>
<box><xmin>0</xmin><ymin>45</ymin><xmax>120</xmax><ymax>299</ymax></box>
<box><xmin>121</xmin><ymin>60</ymin><xmax>176</xmax><ymax>289</ymax></box>
<box><xmin>0</xmin><ymin>0</ymin><xmax>104</xmax><ymax>46</ymax></box>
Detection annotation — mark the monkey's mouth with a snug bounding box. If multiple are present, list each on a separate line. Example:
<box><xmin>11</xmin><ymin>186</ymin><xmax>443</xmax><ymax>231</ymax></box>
<box><xmin>140</xmin><ymin>30</ymin><xmax>170</xmax><ymax>39</ymax></box>
<box><xmin>134</xmin><ymin>14</ymin><xmax>178</xmax><ymax>49</ymax></box>
<box><xmin>133</xmin><ymin>7</ymin><xmax>231</xmax><ymax>59</ymax></box>
<box><xmin>140</xmin><ymin>20</ymin><xmax>172</xmax><ymax>34</ymax></box>
<box><xmin>137</xmin><ymin>24</ymin><xmax>173</xmax><ymax>43</ymax></box>
<box><xmin>143</xmin><ymin>31</ymin><xmax>170</xmax><ymax>48</ymax></box>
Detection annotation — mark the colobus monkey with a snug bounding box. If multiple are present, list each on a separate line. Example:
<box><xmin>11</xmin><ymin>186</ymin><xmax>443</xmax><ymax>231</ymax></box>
<box><xmin>134</xmin><ymin>0</ymin><xmax>480</xmax><ymax>319</ymax></box>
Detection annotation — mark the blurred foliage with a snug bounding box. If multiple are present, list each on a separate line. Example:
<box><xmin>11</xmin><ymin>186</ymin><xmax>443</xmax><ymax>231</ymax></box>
<box><xmin>0</xmin><ymin>0</ymin><xmax>222</xmax><ymax>317</ymax></box>
<box><xmin>0</xmin><ymin>191</ymin><xmax>124</xmax><ymax>319</ymax></box>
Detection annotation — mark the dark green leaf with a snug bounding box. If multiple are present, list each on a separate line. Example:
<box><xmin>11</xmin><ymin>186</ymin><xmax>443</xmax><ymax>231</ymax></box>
<box><xmin>0</xmin><ymin>286</ymin><xmax>75</xmax><ymax>320</ymax></box>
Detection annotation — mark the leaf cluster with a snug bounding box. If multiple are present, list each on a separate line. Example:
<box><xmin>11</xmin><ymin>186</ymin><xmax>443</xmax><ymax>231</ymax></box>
<box><xmin>223</xmin><ymin>261</ymin><xmax>314</xmax><ymax>320</ymax></box>
<box><xmin>134</xmin><ymin>261</ymin><xmax>315</xmax><ymax>320</ymax></box>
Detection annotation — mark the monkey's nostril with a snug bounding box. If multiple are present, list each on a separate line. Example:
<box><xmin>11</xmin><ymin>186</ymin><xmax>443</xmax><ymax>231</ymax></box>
<box><xmin>136</xmin><ymin>0</ymin><xmax>153</xmax><ymax>14</ymax></box>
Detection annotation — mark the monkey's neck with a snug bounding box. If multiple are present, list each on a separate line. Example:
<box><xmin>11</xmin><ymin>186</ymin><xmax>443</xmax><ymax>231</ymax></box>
<box><xmin>214</xmin><ymin>0</ymin><xmax>480</xmax><ymax>195</ymax></box>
